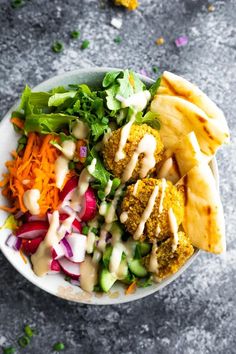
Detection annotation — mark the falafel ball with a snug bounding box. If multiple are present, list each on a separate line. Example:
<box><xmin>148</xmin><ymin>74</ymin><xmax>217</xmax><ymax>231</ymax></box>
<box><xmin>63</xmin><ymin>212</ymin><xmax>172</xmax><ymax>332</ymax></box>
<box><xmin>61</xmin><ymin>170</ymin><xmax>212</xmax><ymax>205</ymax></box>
<box><xmin>144</xmin><ymin>231</ymin><xmax>194</xmax><ymax>281</ymax></box>
<box><xmin>120</xmin><ymin>178</ymin><xmax>184</xmax><ymax>242</ymax></box>
<box><xmin>102</xmin><ymin>124</ymin><xmax>164</xmax><ymax>182</ymax></box>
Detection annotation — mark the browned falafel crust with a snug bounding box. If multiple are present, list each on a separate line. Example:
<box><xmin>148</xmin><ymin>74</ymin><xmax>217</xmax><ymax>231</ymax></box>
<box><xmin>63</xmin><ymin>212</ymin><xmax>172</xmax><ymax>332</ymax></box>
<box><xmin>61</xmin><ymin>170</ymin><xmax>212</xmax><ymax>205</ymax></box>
<box><xmin>121</xmin><ymin>178</ymin><xmax>185</xmax><ymax>241</ymax></box>
<box><xmin>145</xmin><ymin>231</ymin><xmax>194</xmax><ymax>280</ymax></box>
<box><xmin>102</xmin><ymin>124</ymin><xmax>164</xmax><ymax>181</ymax></box>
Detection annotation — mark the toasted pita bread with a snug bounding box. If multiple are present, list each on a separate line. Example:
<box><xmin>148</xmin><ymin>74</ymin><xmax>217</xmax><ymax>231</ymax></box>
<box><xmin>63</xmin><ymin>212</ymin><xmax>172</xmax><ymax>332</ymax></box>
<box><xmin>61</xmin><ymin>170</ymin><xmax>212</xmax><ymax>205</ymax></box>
<box><xmin>157</xmin><ymin>132</ymin><xmax>203</xmax><ymax>183</ymax></box>
<box><xmin>151</xmin><ymin>71</ymin><xmax>230</xmax><ymax>158</ymax></box>
<box><xmin>178</xmin><ymin>163</ymin><xmax>225</xmax><ymax>254</ymax></box>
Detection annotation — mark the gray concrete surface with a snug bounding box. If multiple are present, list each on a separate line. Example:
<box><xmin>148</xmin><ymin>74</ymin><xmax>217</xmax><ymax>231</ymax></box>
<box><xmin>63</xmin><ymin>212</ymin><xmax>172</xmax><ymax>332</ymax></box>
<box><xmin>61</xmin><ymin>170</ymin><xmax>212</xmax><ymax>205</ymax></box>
<box><xmin>0</xmin><ymin>0</ymin><xmax>236</xmax><ymax>353</ymax></box>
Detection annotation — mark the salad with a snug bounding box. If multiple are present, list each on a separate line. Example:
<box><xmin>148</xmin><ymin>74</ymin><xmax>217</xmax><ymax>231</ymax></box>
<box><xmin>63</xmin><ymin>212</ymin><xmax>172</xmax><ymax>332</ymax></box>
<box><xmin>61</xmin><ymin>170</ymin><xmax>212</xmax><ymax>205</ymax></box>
<box><xmin>0</xmin><ymin>69</ymin><xmax>229</xmax><ymax>295</ymax></box>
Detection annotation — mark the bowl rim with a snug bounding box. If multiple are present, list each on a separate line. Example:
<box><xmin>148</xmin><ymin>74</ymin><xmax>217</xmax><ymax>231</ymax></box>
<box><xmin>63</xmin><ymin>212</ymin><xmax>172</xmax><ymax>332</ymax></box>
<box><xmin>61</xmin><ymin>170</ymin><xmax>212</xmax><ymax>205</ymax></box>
<box><xmin>0</xmin><ymin>67</ymin><xmax>219</xmax><ymax>305</ymax></box>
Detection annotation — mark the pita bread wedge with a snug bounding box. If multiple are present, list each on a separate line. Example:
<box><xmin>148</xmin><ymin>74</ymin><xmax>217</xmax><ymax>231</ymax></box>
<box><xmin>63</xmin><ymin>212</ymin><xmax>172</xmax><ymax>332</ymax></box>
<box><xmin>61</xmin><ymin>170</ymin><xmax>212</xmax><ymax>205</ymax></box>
<box><xmin>157</xmin><ymin>131</ymin><xmax>203</xmax><ymax>183</ymax></box>
<box><xmin>151</xmin><ymin>71</ymin><xmax>230</xmax><ymax>158</ymax></box>
<box><xmin>177</xmin><ymin>163</ymin><xmax>225</xmax><ymax>254</ymax></box>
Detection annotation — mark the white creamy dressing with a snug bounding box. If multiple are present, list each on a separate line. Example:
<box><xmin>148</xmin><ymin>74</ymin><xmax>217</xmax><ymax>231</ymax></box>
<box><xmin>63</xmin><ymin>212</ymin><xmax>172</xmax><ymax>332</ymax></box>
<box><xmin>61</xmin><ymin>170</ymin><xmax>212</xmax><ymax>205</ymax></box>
<box><xmin>72</xmin><ymin>120</ymin><xmax>89</xmax><ymax>139</ymax></box>
<box><xmin>92</xmin><ymin>249</ymin><xmax>102</xmax><ymax>263</ymax></box>
<box><xmin>155</xmin><ymin>224</ymin><xmax>161</xmax><ymax>237</ymax></box>
<box><xmin>115</xmin><ymin>113</ymin><xmax>136</xmax><ymax>162</ymax></box>
<box><xmin>120</xmin><ymin>211</ymin><xmax>128</xmax><ymax>223</ymax></box>
<box><xmin>133</xmin><ymin>180</ymin><xmax>140</xmax><ymax>196</ymax></box>
<box><xmin>57</xmin><ymin>214</ymin><xmax>75</xmax><ymax>239</ymax></box>
<box><xmin>55</xmin><ymin>156</ymin><xmax>69</xmax><ymax>189</ymax></box>
<box><xmin>149</xmin><ymin>243</ymin><xmax>159</xmax><ymax>273</ymax></box>
<box><xmin>86</xmin><ymin>231</ymin><xmax>96</xmax><ymax>254</ymax></box>
<box><xmin>105</xmin><ymin>184</ymin><xmax>124</xmax><ymax>224</ymax></box>
<box><xmin>61</xmin><ymin>140</ymin><xmax>76</xmax><ymax>160</ymax></box>
<box><xmin>97</xmin><ymin>223</ymin><xmax>112</xmax><ymax>252</ymax></box>
<box><xmin>80</xmin><ymin>255</ymin><xmax>98</xmax><ymax>293</ymax></box>
<box><xmin>120</xmin><ymin>90</ymin><xmax>151</xmax><ymax>112</ymax></box>
<box><xmin>158</xmin><ymin>158</ymin><xmax>173</xmax><ymax>179</ymax></box>
<box><xmin>159</xmin><ymin>178</ymin><xmax>167</xmax><ymax>213</ymax></box>
<box><xmin>77</xmin><ymin>158</ymin><xmax>96</xmax><ymax>203</ymax></box>
<box><xmin>121</xmin><ymin>134</ymin><xmax>157</xmax><ymax>183</ymax></box>
<box><xmin>104</xmin><ymin>179</ymin><xmax>113</xmax><ymax>197</ymax></box>
<box><xmin>109</xmin><ymin>243</ymin><xmax>125</xmax><ymax>275</ymax></box>
<box><xmin>31</xmin><ymin>211</ymin><xmax>60</xmax><ymax>276</ymax></box>
<box><xmin>102</xmin><ymin>128</ymin><xmax>112</xmax><ymax>145</ymax></box>
<box><xmin>23</xmin><ymin>189</ymin><xmax>40</xmax><ymax>215</ymax></box>
<box><xmin>99</xmin><ymin>201</ymin><xmax>108</xmax><ymax>216</ymax></box>
<box><xmin>134</xmin><ymin>185</ymin><xmax>159</xmax><ymax>240</ymax></box>
<box><xmin>168</xmin><ymin>208</ymin><xmax>179</xmax><ymax>252</ymax></box>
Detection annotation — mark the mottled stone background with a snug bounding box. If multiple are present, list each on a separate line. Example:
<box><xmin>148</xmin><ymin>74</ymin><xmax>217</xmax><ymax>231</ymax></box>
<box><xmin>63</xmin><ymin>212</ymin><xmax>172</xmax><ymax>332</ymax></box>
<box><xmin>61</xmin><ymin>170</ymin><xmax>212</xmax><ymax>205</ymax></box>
<box><xmin>0</xmin><ymin>0</ymin><xmax>235</xmax><ymax>353</ymax></box>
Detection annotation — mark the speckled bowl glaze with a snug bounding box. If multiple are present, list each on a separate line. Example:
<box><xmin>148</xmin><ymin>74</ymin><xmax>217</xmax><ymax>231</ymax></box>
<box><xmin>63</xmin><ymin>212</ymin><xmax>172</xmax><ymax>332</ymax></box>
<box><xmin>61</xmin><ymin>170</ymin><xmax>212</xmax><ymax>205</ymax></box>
<box><xmin>0</xmin><ymin>68</ymin><xmax>219</xmax><ymax>304</ymax></box>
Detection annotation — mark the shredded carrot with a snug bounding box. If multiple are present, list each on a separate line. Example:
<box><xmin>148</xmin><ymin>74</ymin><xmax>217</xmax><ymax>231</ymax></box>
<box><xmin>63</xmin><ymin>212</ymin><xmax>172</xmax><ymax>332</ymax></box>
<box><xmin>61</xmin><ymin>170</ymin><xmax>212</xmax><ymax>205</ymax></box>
<box><xmin>11</xmin><ymin>117</ymin><xmax>24</xmax><ymax>129</ymax></box>
<box><xmin>19</xmin><ymin>247</ymin><xmax>27</xmax><ymax>264</ymax></box>
<box><xmin>0</xmin><ymin>133</ymin><xmax>62</xmax><ymax>215</ymax></box>
<box><xmin>125</xmin><ymin>281</ymin><xmax>137</xmax><ymax>295</ymax></box>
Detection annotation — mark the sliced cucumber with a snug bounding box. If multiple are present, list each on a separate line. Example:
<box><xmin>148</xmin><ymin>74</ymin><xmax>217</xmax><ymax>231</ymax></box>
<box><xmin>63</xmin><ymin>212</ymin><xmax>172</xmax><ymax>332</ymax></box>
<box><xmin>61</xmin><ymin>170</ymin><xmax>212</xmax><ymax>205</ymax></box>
<box><xmin>128</xmin><ymin>259</ymin><xmax>148</xmax><ymax>278</ymax></box>
<box><xmin>139</xmin><ymin>242</ymin><xmax>152</xmax><ymax>256</ymax></box>
<box><xmin>99</xmin><ymin>268</ymin><xmax>117</xmax><ymax>292</ymax></box>
<box><xmin>102</xmin><ymin>245</ymin><xmax>113</xmax><ymax>269</ymax></box>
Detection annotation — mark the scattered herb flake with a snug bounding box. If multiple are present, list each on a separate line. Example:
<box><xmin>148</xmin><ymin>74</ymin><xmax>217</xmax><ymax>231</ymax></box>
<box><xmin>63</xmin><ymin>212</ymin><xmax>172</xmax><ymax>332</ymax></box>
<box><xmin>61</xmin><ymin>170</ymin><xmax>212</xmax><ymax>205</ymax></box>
<box><xmin>175</xmin><ymin>36</ymin><xmax>188</xmax><ymax>47</ymax></box>
<box><xmin>155</xmin><ymin>37</ymin><xmax>165</xmax><ymax>45</ymax></box>
<box><xmin>52</xmin><ymin>41</ymin><xmax>64</xmax><ymax>53</ymax></box>
<box><xmin>53</xmin><ymin>342</ymin><xmax>65</xmax><ymax>351</ymax></box>
<box><xmin>81</xmin><ymin>40</ymin><xmax>90</xmax><ymax>50</ymax></box>
<box><xmin>82</xmin><ymin>226</ymin><xmax>89</xmax><ymax>235</ymax></box>
<box><xmin>24</xmin><ymin>324</ymin><xmax>35</xmax><ymax>338</ymax></box>
<box><xmin>3</xmin><ymin>347</ymin><xmax>16</xmax><ymax>354</ymax></box>
<box><xmin>70</xmin><ymin>30</ymin><xmax>80</xmax><ymax>39</ymax></box>
<box><xmin>114</xmin><ymin>36</ymin><xmax>122</xmax><ymax>44</ymax></box>
<box><xmin>11</xmin><ymin>0</ymin><xmax>24</xmax><ymax>8</ymax></box>
<box><xmin>152</xmin><ymin>66</ymin><xmax>159</xmax><ymax>74</ymax></box>
<box><xmin>18</xmin><ymin>335</ymin><xmax>30</xmax><ymax>348</ymax></box>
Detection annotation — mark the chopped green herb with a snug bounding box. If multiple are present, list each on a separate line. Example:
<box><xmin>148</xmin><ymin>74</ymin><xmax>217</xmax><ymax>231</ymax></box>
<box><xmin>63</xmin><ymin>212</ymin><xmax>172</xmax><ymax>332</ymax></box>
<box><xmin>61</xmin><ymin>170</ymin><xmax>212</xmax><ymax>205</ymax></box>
<box><xmin>24</xmin><ymin>324</ymin><xmax>35</xmax><ymax>338</ymax></box>
<box><xmin>52</xmin><ymin>41</ymin><xmax>64</xmax><ymax>53</ymax></box>
<box><xmin>68</xmin><ymin>161</ymin><xmax>75</xmax><ymax>170</ymax></box>
<box><xmin>149</xmin><ymin>76</ymin><xmax>161</xmax><ymax>97</ymax></box>
<box><xmin>137</xmin><ymin>276</ymin><xmax>152</xmax><ymax>288</ymax></box>
<box><xmin>82</xmin><ymin>226</ymin><xmax>89</xmax><ymax>235</ymax></box>
<box><xmin>98</xmin><ymin>190</ymin><xmax>105</xmax><ymax>200</ymax></box>
<box><xmin>114</xmin><ymin>36</ymin><xmax>122</xmax><ymax>44</ymax></box>
<box><xmin>70</xmin><ymin>30</ymin><xmax>80</xmax><ymax>39</ymax></box>
<box><xmin>91</xmin><ymin>227</ymin><xmax>98</xmax><ymax>234</ymax></box>
<box><xmin>93</xmin><ymin>284</ymin><xmax>102</xmax><ymax>292</ymax></box>
<box><xmin>81</xmin><ymin>40</ymin><xmax>90</xmax><ymax>50</ymax></box>
<box><xmin>18</xmin><ymin>136</ymin><xmax>27</xmax><ymax>144</ymax></box>
<box><xmin>53</xmin><ymin>342</ymin><xmax>65</xmax><ymax>351</ymax></box>
<box><xmin>64</xmin><ymin>275</ymin><xmax>71</xmax><ymax>283</ymax></box>
<box><xmin>3</xmin><ymin>347</ymin><xmax>16</xmax><ymax>354</ymax></box>
<box><xmin>11</xmin><ymin>0</ymin><xmax>24</xmax><ymax>8</ymax></box>
<box><xmin>18</xmin><ymin>335</ymin><xmax>30</xmax><ymax>348</ymax></box>
<box><xmin>17</xmin><ymin>143</ymin><xmax>25</xmax><ymax>153</ymax></box>
<box><xmin>152</xmin><ymin>66</ymin><xmax>159</xmax><ymax>74</ymax></box>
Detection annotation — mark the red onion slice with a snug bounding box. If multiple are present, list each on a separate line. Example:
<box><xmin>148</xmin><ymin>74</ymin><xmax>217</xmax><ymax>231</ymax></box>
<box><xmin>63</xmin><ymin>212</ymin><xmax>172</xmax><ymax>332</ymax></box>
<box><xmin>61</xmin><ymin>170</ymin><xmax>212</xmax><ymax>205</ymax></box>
<box><xmin>60</xmin><ymin>237</ymin><xmax>73</xmax><ymax>258</ymax></box>
<box><xmin>6</xmin><ymin>234</ymin><xmax>22</xmax><ymax>251</ymax></box>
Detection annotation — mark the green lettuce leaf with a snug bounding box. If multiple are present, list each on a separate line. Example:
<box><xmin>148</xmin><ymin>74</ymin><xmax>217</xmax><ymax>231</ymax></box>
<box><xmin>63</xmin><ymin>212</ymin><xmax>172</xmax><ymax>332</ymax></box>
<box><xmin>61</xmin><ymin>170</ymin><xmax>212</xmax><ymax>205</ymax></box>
<box><xmin>149</xmin><ymin>77</ymin><xmax>161</xmax><ymax>98</ymax></box>
<box><xmin>24</xmin><ymin>113</ymin><xmax>77</xmax><ymax>134</ymax></box>
<box><xmin>102</xmin><ymin>71</ymin><xmax>121</xmax><ymax>88</ymax></box>
<box><xmin>86</xmin><ymin>147</ymin><xmax>110</xmax><ymax>189</ymax></box>
<box><xmin>48</xmin><ymin>92</ymin><xmax>77</xmax><ymax>107</ymax></box>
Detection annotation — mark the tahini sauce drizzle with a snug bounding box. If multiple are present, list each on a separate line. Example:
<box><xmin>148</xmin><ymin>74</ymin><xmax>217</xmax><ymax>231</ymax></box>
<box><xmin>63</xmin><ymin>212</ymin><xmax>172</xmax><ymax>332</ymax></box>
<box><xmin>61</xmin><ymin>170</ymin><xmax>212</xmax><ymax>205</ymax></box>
<box><xmin>168</xmin><ymin>208</ymin><xmax>179</xmax><ymax>252</ymax></box>
<box><xmin>122</xmin><ymin>134</ymin><xmax>157</xmax><ymax>183</ymax></box>
<box><xmin>159</xmin><ymin>178</ymin><xmax>167</xmax><ymax>213</ymax></box>
<box><xmin>80</xmin><ymin>255</ymin><xmax>98</xmax><ymax>293</ymax></box>
<box><xmin>104</xmin><ymin>179</ymin><xmax>113</xmax><ymax>197</ymax></box>
<box><xmin>149</xmin><ymin>243</ymin><xmax>159</xmax><ymax>273</ymax></box>
<box><xmin>115</xmin><ymin>113</ymin><xmax>136</xmax><ymax>162</ymax></box>
<box><xmin>31</xmin><ymin>211</ymin><xmax>60</xmax><ymax>276</ymax></box>
<box><xmin>120</xmin><ymin>211</ymin><xmax>128</xmax><ymax>223</ymax></box>
<box><xmin>23</xmin><ymin>189</ymin><xmax>40</xmax><ymax>215</ymax></box>
<box><xmin>77</xmin><ymin>158</ymin><xmax>96</xmax><ymax>203</ymax></box>
<box><xmin>133</xmin><ymin>185</ymin><xmax>159</xmax><ymax>240</ymax></box>
<box><xmin>133</xmin><ymin>180</ymin><xmax>140</xmax><ymax>196</ymax></box>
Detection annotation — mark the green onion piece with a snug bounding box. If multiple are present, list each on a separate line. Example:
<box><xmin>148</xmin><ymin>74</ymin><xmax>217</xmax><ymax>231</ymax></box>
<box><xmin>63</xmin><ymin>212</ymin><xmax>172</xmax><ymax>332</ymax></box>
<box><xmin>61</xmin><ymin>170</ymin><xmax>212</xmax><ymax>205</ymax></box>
<box><xmin>82</xmin><ymin>226</ymin><xmax>89</xmax><ymax>235</ymax></box>
<box><xmin>53</xmin><ymin>342</ymin><xmax>65</xmax><ymax>351</ymax></box>
<box><xmin>11</xmin><ymin>0</ymin><xmax>23</xmax><ymax>8</ymax></box>
<box><xmin>18</xmin><ymin>336</ymin><xmax>30</xmax><ymax>348</ymax></box>
<box><xmin>112</xmin><ymin>178</ymin><xmax>121</xmax><ymax>190</ymax></box>
<box><xmin>3</xmin><ymin>347</ymin><xmax>16</xmax><ymax>354</ymax></box>
<box><xmin>114</xmin><ymin>36</ymin><xmax>122</xmax><ymax>44</ymax></box>
<box><xmin>152</xmin><ymin>66</ymin><xmax>159</xmax><ymax>74</ymax></box>
<box><xmin>81</xmin><ymin>40</ymin><xmax>90</xmax><ymax>50</ymax></box>
<box><xmin>101</xmin><ymin>117</ymin><xmax>109</xmax><ymax>124</ymax></box>
<box><xmin>91</xmin><ymin>227</ymin><xmax>98</xmax><ymax>234</ymax></box>
<box><xmin>70</xmin><ymin>30</ymin><xmax>80</xmax><ymax>39</ymax></box>
<box><xmin>24</xmin><ymin>324</ymin><xmax>35</xmax><ymax>338</ymax></box>
<box><xmin>68</xmin><ymin>161</ymin><xmax>75</xmax><ymax>170</ymax></box>
<box><xmin>98</xmin><ymin>190</ymin><xmax>105</xmax><ymax>200</ymax></box>
<box><xmin>52</xmin><ymin>41</ymin><xmax>64</xmax><ymax>53</ymax></box>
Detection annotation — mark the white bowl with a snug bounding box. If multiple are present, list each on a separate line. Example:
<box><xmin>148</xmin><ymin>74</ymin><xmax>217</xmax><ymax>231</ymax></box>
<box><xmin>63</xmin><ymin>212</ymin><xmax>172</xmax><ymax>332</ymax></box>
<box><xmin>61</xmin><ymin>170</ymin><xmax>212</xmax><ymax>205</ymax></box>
<box><xmin>0</xmin><ymin>68</ymin><xmax>219</xmax><ymax>305</ymax></box>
